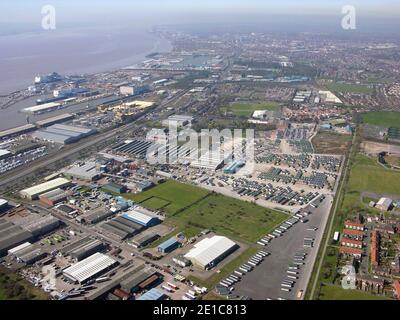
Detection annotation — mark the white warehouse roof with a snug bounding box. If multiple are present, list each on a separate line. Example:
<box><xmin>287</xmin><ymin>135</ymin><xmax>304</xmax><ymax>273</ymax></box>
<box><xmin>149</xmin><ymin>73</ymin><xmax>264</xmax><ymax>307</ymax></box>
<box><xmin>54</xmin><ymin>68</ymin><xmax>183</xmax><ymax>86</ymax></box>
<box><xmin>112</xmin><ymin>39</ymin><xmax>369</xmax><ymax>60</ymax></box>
<box><xmin>20</xmin><ymin>177</ymin><xmax>71</xmax><ymax>199</ymax></box>
<box><xmin>0</xmin><ymin>149</ymin><xmax>11</xmax><ymax>157</ymax></box>
<box><xmin>22</xmin><ymin>102</ymin><xmax>61</xmax><ymax>114</ymax></box>
<box><xmin>377</xmin><ymin>197</ymin><xmax>392</xmax><ymax>208</ymax></box>
<box><xmin>184</xmin><ymin>236</ymin><xmax>237</xmax><ymax>268</ymax></box>
<box><xmin>8</xmin><ymin>242</ymin><xmax>32</xmax><ymax>255</ymax></box>
<box><xmin>252</xmin><ymin>110</ymin><xmax>267</xmax><ymax>119</ymax></box>
<box><xmin>63</xmin><ymin>252</ymin><xmax>117</xmax><ymax>283</ymax></box>
<box><xmin>123</xmin><ymin>210</ymin><xmax>154</xmax><ymax>225</ymax></box>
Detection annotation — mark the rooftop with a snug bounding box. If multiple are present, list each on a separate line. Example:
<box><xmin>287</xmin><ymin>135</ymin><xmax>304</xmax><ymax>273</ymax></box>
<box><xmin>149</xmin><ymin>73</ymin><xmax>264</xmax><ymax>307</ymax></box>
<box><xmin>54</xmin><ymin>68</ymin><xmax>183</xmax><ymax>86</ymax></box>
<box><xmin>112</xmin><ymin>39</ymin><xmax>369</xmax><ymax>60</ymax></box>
<box><xmin>184</xmin><ymin>235</ymin><xmax>237</xmax><ymax>267</ymax></box>
<box><xmin>63</xmin><ymin>252</ymin><xmax>117</xmax><ymax>283</ymax></box>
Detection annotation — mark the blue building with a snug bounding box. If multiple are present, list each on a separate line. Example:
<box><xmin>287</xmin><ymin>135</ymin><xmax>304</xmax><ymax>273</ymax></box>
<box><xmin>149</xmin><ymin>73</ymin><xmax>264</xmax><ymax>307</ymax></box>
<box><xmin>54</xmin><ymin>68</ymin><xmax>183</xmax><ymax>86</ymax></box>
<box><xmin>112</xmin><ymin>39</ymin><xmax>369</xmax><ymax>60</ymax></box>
<box><xmin>224</xmin><ymin>160</ymin><xmax>245</xmax><ymax>174</ymax></box>
<box><xmin>122</xmin><ymin>210</ymin><xmax>160</xmax><ymax>227</ymax></box>
<box><xmin>137</xmin><ymin>288</ymin><xmax>165</xmax><ymax>300</ymax></box>
<box><xmin>103</xmin><ymin>182</ymin><xmax>127</xmax><ymax>194</ymax></box>
<box><xmin>157</xmin><ymin>237</ymin><xmax>181</xmax><ymax>254</ymax></box>
<box><xmin>320</xmin><ymin>123</ymin><xmax>332</xmax><ymax>130</ymax></box>
<box><xmin>136</xmin><ymin>180</ymin><xmax>154</xmax><ymax>192</ymax></box>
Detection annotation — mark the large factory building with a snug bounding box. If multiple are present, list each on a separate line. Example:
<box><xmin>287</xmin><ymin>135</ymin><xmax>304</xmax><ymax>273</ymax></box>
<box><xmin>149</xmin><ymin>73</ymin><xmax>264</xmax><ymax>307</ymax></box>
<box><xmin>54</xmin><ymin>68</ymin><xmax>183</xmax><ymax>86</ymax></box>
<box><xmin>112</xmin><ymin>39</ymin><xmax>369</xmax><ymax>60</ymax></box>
<box><xmin>32</xmin><ymin>124</ymin><xmax>97</xmax><ymax>144</ymax></box>
<box><xmin>20</xmin><ymin>178</ymin><xmax>71</xmax><ymax>200</ymax></box>
<box><xmin>63</xmin><ymin>252</ymin><xmax>118</xmax><ymax>284</ymax></box>
<box><xmin>184</xmin><ymin>236</ymin><xmax>238</xmax><ymax>270</ymax></box>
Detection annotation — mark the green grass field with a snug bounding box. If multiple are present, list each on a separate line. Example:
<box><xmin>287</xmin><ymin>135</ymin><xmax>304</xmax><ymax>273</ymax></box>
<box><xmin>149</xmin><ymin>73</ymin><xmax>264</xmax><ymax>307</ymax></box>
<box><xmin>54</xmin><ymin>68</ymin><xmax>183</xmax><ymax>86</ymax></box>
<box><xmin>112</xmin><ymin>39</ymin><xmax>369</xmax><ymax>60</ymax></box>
<box><xmin>326</xmin><ymin>82</ymin><xmax>373</xmax><ymax>94</ymax></box>
<box><xmin>129</xmin><ymin>180</ymin><xmax>287</xmax><ymax>243</ymax></box>
<box><xmin>128</xmin><ymin>180</ymin><xmax>209</xmax><ymax>215</ymax></box>
<box><xmin>0</xmin><ymin>266</ymin><xmax>48</xmax><ymax>300</ymax></box>
<box><xmin>362</xmin><ymin>111</ymin><xmax>400</xmax><ymax>129</ymax></box>
<box><xmin>221</xmin><ymin>101</ymin><xmax>280</xmax><ymax>117</ymax></box>
<box><xmin>348</xmin><ymin>154</ymin><xmax>400</xmax><ymax>196</ymax></box>
<box><xmin>139</xmin><ymin>197</ymin><xmax>171</xmax><ymax>210</ymax></box>
<box><xmin>171</xmin><ymin>193</ymin><xmax>288</xmax><ymax>243</ymax></box>
<box><xmin>318</xmin><ymin>284</ymin><xmax>389</xmax><ymax>300</ymax></box>
<box><xmin>339</xmin><ymin>154</ymin><xmax>400</xmax><ymax>215</ymax></box>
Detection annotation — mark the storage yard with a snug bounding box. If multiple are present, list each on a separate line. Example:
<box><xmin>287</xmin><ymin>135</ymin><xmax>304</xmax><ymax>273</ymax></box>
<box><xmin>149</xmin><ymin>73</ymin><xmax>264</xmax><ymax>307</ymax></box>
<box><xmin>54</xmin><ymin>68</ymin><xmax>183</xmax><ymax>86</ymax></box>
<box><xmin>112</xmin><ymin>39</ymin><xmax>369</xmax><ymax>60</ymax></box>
<box><xmin>0</xmin><ymin>115</ymin><xmax>345</xmax><ymax>301</ymax></box>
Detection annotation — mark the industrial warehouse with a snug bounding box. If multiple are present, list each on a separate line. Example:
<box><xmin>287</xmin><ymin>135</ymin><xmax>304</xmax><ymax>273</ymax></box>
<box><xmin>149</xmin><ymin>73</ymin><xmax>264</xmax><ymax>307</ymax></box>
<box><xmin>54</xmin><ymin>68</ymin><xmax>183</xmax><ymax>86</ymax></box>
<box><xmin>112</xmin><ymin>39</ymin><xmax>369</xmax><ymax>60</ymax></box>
<box><xmin>113</xmin><ymin>140</ymin><xmax>155</xmax><ymax>157</ymax></box>
<box><xmin>83</xmin><ymin>208</ymin><xmax>114</xmax><ymax>225</ymax></box>
<box><xmin>32</xmin><ymin>124</ymin><xmax>97</xmax><ymax>144</ymax></box>
<box><xmin>0</xmin><ymin>219</ymin><xmax>33</xmax><ymax>257</ymax></box>
<box><xmin>121</xmin><ymin>207</ymin><xmax>160</xmax><ymax>227</ymax></box>
<box><xmin>63</xmin><ymin>252</ymin><xmax>118</xmax><ymax>284</ymax></box>
<box><xmin>158</xmin><ymin>237</ymin><xmax>182</xmax><ymax>254</ymax></box>
<box><xmin>60</xmin><ymin>236</ymin><xmax>105</xmax><ymax>261</ymax></box>
<box><xmin>120</xmin><ymin>268</ymin><xmax>160</xmax><ymax>293</ymax></box>
<box><xmin>39</xmin><ymin>188</ymin><xmax>69</xmax><ymax>206</ymax></box>
<box><xmin>20</xmin><ymin>178</ymin><xmax>71</xmax><ymax>200</ymax></box>
<box><xmin>162</xmin><ymin>114</ymin><xmax>193</xmax><ymax>128</ymax></box>
<box><xmin>100</xmin><ymin>215</ymin><xmax>145</xmax><ymax>240</ymax></box>
<box><xmin>7</xmin><ymin>242</ymin><xmax>46</xmax><ymax>265</ymax></box>
<box><xmin>190</xmin><ymin>151</ymin><xmax>228</xmax><ymax>171</ymax></box>
<box><xmin>18</xmin><ymin>214</ymin><xmax>61</xmax><ymax>237</ymax></box>
<box><xmin>99</xmin><ymin>207</ymin><xmax>160</xmax><ymax>240</ymax></box>
<box><xmin>184</xmin><ymin>236</ymin><xmax>239</xmax><ymax>270</ymax></box>
<box><xmin>35</xmin><ymin>113</ymin><xmax>75</xmax><ymax>128</ymax></box>
<box><xmin>22</xmin><ymin>102</ymin><xmax>62</xmax><ymax>115</ymax></box>
<box><xmin>63</xmin><ymin>161</ymin><xmax>102</xmax><ymax>181</ymax></box>
<box><xmin>0</xmin><ymin>124</ymin><xmax>36</xmax><ymax>140</ymax></box>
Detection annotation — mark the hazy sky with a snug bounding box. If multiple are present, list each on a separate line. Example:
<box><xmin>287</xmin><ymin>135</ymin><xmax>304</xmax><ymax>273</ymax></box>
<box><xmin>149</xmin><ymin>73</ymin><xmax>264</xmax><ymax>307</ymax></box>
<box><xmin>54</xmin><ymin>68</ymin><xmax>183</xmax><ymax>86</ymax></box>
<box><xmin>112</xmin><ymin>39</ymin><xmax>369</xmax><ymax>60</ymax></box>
<box><xmin>1</xmin><ymin>0</ymin><xmax>399</xmax><ymax>30</ymax></box>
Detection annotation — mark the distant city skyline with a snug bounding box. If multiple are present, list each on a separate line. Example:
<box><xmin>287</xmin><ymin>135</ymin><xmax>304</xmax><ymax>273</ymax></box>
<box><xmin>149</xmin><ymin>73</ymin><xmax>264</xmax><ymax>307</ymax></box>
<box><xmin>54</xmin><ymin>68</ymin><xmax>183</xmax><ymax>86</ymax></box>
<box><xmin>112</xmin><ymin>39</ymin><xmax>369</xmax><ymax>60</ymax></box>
<box><xmin>1</xmin><ymin>0</ymin><xmax>400</xmax><ymax>26</ymax></box>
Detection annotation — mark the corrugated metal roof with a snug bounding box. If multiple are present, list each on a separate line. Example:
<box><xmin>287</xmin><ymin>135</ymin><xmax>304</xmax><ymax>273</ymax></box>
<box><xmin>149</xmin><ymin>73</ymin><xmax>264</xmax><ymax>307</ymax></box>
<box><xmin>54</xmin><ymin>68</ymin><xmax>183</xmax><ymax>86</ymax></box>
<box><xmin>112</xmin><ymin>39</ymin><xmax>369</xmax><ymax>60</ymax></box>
<box><xmin>63</xmin><ymin>252</ymin><xmax>116</xmax><ymax>283</ymax></box>
<box><xmin>158</xmin><ymin>237</ymin><xmax>180</xmax><ymax>250</ymax></box>
<box><xmin>184</xmin><ymin>236</ymin><xmax>237</xmax><ymax>267</ymax></box>
<box><xmin>122</xmin><ymin>210</ymin><xmax>158</xmax><ymax>226</ymax></box>
<box><xmin>20</xmin><ymin>178</ymin><xmax>71</xmax><ymax>198</ymax></box>
<box><xmin>0</xmin><ymin>124</ymin><xmax>36</xmax><ymax>139</ymax></box>
<box><xmin>45</xmin><ymin>127</ymin><xmax>82</xmax><ymax>137</ymax></box>
<box><xmin>22</xmin><ymin>102</ymin><xmax>61</xmax><ymax>113</ymax></box>
<box><xmin>32</xmin><ymin>131</ymin><xmax>75</xmax><ymax>144</ymax></box>
<box><xmin>137</xmin><ymin>288</ymin><xmax>165</xmax><ymax>300</ymax></box>
<box><xmin>63</xmin><ymin>161</ymin><xmax>100</xmax><ymax>180</ymax></box>
<box><xmin>52</xmin><ymin>124</ymin><xmax>94</xmax><ymax>134</ymax></box>
<box><xmin>40</xmin><ymin>188</ymin><xmax>67</xmax><ymax>200</ymax></box>
<box><xmin>8</xmin><ymin>242</ymin><xmax>32</xmax><ymax>255</ymax></box>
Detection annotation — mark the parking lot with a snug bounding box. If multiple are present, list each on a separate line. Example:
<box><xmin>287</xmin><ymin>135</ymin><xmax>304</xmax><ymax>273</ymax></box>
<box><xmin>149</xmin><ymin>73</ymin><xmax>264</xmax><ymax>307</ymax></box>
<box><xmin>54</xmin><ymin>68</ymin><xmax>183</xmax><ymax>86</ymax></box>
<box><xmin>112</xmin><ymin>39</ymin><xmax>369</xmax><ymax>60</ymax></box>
<box><xmin>0</xmin><ymin>146</ymin><xmax>48</xmax><ymax>174</ymax></box>
<box><xmin>233</xmin><ymin>194</ymin><xmax>333</xmax><ymax>300</ymax></box>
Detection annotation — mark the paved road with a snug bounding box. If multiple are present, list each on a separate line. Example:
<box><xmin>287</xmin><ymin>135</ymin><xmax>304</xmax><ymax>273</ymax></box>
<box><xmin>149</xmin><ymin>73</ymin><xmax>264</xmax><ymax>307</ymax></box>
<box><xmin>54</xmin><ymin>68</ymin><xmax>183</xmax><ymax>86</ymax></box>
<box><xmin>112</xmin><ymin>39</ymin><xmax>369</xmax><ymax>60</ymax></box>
<box><xmin>308</xmin><ymin>130</ymin><xmax>357</xmax><ymax>299</ymax></box>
